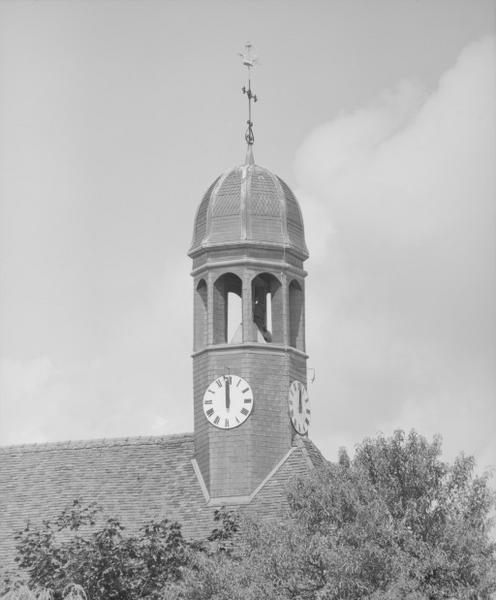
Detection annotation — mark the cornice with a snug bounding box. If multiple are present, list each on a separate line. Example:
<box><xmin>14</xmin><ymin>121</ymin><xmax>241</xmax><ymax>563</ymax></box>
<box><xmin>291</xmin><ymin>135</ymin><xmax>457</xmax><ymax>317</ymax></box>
<box><xmin>191</xmin><ymin>343</ymin><xmax>308</xmax><ymax>359</ymax></box>
<box><xmin>188</xmin><ymin>240</ymin><xmax>309</xmax><ymax>262</ymax></box>
<box><xmin>191</xmin><ymin>257</ymin><xmax>307</xmax><ymax>278</ymax></box>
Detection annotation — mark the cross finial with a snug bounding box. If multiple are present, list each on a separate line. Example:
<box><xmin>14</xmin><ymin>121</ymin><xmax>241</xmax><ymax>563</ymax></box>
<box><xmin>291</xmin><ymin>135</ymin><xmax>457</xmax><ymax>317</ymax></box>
<box><xmin>238</xmin><ymin>42</ymin><xmax>259</xmax><ymax>147</ymax></box>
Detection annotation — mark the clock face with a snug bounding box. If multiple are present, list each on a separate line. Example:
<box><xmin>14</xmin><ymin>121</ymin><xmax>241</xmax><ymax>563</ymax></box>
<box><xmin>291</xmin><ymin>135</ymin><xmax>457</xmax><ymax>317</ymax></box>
<box><xmin>288</xmin><ymin>380</ymin><xmax>310</xmax><ymax>435</ymax></box>
<box><xmin>203</xmin><ymin>375</ymin><xmax>254</xmax><ymax>429</ymax></box>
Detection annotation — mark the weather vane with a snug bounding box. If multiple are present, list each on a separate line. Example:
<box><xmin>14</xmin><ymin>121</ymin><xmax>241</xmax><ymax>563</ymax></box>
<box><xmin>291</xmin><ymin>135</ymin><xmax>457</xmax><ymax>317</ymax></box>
<box><xmin>238</xmin><ymin>42</ymin><xmax>259</xmax><ymax>146</ymax></box>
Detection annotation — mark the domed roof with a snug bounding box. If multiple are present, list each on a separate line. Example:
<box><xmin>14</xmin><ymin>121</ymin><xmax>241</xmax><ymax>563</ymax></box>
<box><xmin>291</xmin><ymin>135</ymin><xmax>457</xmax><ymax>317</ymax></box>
<box><xmin>190</xmin><ymin>153</ymin><xmax>308</xmax><ymax>259</ymax></box>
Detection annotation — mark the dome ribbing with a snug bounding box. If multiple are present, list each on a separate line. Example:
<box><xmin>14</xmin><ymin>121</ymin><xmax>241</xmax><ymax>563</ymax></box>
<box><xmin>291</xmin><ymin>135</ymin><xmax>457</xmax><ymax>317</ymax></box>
<box><xmin>189</xmin><ymin>162</ymin><xmax>308</xmax><ymax>259</ymax></box>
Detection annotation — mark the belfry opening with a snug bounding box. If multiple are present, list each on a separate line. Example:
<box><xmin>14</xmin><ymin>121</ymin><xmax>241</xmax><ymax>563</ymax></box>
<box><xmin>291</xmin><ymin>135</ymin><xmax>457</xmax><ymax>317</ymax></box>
<box><xmin>212</xmin><ymin>272</ymin><xmax>242</xmax><ymax>345</ymax></box>
<box><xmin>252</xmin><ymin>273</ymin><xmax>283</xmax><ymax>344</ymax></box>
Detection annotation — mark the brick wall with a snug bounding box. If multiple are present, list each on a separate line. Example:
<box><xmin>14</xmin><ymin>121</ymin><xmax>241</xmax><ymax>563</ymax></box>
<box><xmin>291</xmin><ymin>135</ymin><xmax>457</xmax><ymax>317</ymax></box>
<box><xmin>193</xmin><ymin>346</ymin><xmax>307</xmax><ymax>498</ymax></box>
<box><xmin>191</xmin><ymin>240</ymin><xmax>308</xmax><ymax>499</ymax></box>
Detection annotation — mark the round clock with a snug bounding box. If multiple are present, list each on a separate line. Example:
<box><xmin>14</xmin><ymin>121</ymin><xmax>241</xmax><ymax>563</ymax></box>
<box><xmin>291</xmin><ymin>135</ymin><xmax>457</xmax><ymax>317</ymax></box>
<box><xmin>203</xmin><ymin>375</ymin><xmax>254</xmax><ymax>429</ymax></box>
<box><xmin>288</xmin><ymin>380</ymin><xmax>310</xmax><ymax>435</ymax></box>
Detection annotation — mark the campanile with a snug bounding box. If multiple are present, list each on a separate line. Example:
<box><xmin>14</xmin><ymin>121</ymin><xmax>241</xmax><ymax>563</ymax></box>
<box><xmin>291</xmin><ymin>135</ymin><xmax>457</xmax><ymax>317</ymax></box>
<box><xmin>188</xmin><ymin>44</ymin><xmax>310</xmax><ymax>502</ymax></box>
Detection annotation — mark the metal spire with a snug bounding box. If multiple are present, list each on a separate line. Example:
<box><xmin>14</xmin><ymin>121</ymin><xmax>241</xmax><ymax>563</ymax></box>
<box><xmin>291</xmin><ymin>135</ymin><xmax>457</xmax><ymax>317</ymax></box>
<box><xmin>238</xmin><ymin>42</ymin><xmax>259</xmax><ymax>149</ymax></box>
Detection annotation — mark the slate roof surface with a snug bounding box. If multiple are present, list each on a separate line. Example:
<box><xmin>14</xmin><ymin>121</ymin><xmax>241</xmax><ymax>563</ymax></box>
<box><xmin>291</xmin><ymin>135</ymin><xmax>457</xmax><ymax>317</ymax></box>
<box><xmin>301</xmin><ymin>436</ymin><xmax>328</xmax><ymax>470</ymax></box>
<box><xmin>0</xmin><ymin>433</ymin><xmax>325</xmax><ymax>573</ymax></box>
<box><xmin>189</xmin><ymin>162</ymin><xmax>308</xmax><ymax>259</ymax></box>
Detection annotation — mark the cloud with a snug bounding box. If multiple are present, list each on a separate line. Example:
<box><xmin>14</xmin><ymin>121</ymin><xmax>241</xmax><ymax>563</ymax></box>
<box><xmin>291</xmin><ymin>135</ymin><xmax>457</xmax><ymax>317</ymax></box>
<box><xmin>295</xmin><ymin>36</ymin><xmax>496</xmax><ymax>469</ymax></box>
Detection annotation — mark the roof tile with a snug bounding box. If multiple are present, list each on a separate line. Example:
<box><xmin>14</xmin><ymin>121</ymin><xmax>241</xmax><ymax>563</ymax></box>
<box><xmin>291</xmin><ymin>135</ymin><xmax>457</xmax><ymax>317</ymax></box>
<box><xmin>0</xmin><ymin>433</ymin><xmax>323</xmax><ymax>574</ymax></box>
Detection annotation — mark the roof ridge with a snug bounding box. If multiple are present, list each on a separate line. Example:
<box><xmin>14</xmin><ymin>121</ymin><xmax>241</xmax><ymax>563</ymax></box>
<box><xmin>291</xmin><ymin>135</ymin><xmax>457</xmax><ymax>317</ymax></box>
<box><xmin>0</xmin><ymin>432</ymin><xmax>194</xmax><ymax>454</ymax></box>
<box><xmin>301</xmin><ymin>437</ymin><xmax>328</xmax><ymax>468</ymax></box>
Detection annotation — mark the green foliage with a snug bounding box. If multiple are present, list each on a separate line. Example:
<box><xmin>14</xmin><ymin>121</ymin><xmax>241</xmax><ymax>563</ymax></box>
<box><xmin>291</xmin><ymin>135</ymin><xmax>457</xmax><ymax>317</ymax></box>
<box><xmin>7</xmin><ymin>500</ymin><xmax>187</xmax><ymax>600</ymax></box>
<box><xmin>4</xmin><ymin>431</ymin><xmax>495</xmax><ymax>600</ymax></box>
<box><xmin>206</xmin><ymin>509</ymin><xmax>240</xmax><ymax>554</ymax></box>
<box><xmin>174</xmin><ymin>430</ymin><xmax>496</xmax><ymax>600</ymax></box>
<box><xmin>0</xmin><ymin>586</ymin><xmax>54</xmax><ymax>600</ymax></box>
<box><xmin>0</xmin><ymin>583</ymin><xmax>87</xmax><ymax>600</ymax></box>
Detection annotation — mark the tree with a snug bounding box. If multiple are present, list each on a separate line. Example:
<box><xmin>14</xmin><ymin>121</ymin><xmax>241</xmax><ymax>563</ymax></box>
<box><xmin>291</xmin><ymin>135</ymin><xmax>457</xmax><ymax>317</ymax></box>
<box><xmin>175</xmin><ymin>430</ymin><xmax>496</xmax><ymax>600</ymax></box>
<box><xmin>4</xmin><ymin>500</ymin><xmax>187</xmax><ymax>600</ymax></box>
<box><xmin>4</xmin><ymin>431</ymin><xmax>495</xmax><ymax>600</ymax></box>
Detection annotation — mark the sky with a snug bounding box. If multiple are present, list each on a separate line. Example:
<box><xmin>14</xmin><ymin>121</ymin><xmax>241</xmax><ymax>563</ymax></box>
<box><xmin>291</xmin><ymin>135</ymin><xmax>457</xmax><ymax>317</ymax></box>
<box><xmin>0</xmin><ymin>0</ymin><xmax>495</xmax><ymax>471</ymax></box>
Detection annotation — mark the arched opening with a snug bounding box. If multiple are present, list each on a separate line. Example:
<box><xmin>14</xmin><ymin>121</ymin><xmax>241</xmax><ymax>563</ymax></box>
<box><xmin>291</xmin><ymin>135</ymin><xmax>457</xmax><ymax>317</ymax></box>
<box><xmin>194</xmin><ymin>279</ymin><xmax>208</xmax><ymax>350</ymax></box>
<box><xmin>227</xmin><ymin>291</ymin><xmax>242</xmax><ymax>343</ymax></box>
<box><xmin>252</xmin><ymin>273</ymin><xmax>283</xmax><ymax>344</ymax></box>
<box><xmin>213</xmin><ymin>273</ymin><xmax>243</xmax><ymax>344</ymax></box>
<box><xmin>289</xmin><ymin>279</ymin><xmax>304</xmax><ymax>350</ymax></box>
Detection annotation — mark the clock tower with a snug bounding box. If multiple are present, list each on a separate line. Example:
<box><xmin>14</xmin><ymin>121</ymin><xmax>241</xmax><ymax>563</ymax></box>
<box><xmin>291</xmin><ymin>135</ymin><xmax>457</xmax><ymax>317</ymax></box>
<box><xmin>188</xmin><ymin>44</ymin><xmax>310</xmax><ymax>502</ymax></box>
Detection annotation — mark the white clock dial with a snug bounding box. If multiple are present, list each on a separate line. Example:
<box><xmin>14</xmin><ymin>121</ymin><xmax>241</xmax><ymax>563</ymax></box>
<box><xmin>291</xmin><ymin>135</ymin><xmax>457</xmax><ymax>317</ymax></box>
<box><xmin>203</xmin><ymin>375</ymin><xmax>254</xmax><ymax>429</ymax></box>
<box><xmin>288</xmin><ymin>380</ymin><xmax>310</xmax><ymax>435</ymax></box>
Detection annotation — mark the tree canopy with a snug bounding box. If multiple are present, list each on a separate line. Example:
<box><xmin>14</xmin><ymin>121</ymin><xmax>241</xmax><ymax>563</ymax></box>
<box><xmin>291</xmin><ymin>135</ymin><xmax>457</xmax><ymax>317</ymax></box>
<box><xmin>174</xmin><ymin>431</ymin><xmax>496</xmax><ymax>600</ymax></box>
<box><xmin>4</xmin><ymin>500</ymin><xmax>187</xmax><ymax>600</ymax></box>
<box><xmin>2</xmin><ymin>430</ymin><xmax>495</xmax><ymax>600</ymax></box>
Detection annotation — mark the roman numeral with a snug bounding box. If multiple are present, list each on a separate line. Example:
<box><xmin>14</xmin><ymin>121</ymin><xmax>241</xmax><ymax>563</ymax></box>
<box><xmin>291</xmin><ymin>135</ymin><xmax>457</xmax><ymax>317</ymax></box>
<box><xmin>242</xmin><ymin>387</ymin><xmax>249</xmax><ymax>393</ymax></box>
<box><xmin>305</xmin><ymin>418</ymin><xmax>310</xmax><ymax>426</ymax></box>
<box><xmin>214</xmin><ymin>415</ymin><xmax>220</xmax><ymax>425</ymax></box>
<box><xmin>216</xmin><ymin>379</ymin><xmax>223</xmax><ymax>388</ymax></box>
<box><xmin>236</xmin><ymin>378</ymin><xmax>242</xmax><ymax>387</ymax></box>
<box><xmin>224</xmin><ymin>418</ymin><xmax>229</xmax><ymax>428</ymax></box>
<box><xmin>204</xmin><ymin>399</ymin><xmax>213</xmax><ymax>405</ymax></box>
<box><xmin>235</xmin><ymin>416</ymin><xmax>240</xmax><ymax>424</ymax></box>
<box><xmin>241</xmin><ymin>407</ymin><xmax>249</xmax><ymax>416</ymax></box>
<box><xmin>244</xmin><ymin>398</ymin><xmax>252</xmax><ymax>404</ymax></box>
<box><xmin>206</xmin><ymin>408</ymin><xmax>214</xmax><ymax>417</ymax></box>
<box><xmin>208</xmin><ymin>389</ymin><xmax>215</xmax><ymax>394</ymax></box>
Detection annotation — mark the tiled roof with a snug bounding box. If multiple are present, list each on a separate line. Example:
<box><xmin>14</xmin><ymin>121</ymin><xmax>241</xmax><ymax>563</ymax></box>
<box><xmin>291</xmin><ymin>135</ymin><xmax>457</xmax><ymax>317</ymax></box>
<box><xmin>189</xmin><ymin>163</ymin><xmax>308</xmax><ymax>259</ymax></box>
<box><xmin>0</xmin><ymin>433</ymin><xmax>325</xmax><ymax>574</ymax></box>
<box><xmin>301</xmin><ymin>437</ymin><xmax>328</xmax><ymax>470</ymax></box>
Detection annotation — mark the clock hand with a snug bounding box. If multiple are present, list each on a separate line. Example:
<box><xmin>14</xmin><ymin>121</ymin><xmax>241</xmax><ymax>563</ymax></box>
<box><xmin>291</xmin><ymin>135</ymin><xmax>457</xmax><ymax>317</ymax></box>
<box><xmin>225</xmin><ymin>376</ymin><xmax>230</xmax><ymax>412</ymax></box>
<box><xmin>298</xmin><ymin>388</ymin><xmax>302</xmax><ymax>414</ymax></box>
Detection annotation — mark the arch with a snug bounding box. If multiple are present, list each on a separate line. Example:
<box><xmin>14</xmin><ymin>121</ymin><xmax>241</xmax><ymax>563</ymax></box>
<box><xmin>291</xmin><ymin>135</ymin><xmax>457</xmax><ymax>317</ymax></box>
<box><xmin>227</xmin><ymin>291</ymin><xmax>242</xmax><ymax>343</ymax></box>
<box><xmin>289</xmin><ymin>279</ymin><xmax>304</xmax><ymax>350</ymax></box>
<box><xmin>213</xmin><ymin>273</ymin><xmax>243</xmax><ymax>344</ymax></box>
<box><xmin>252</xmin><ymin>273</ymin><xmax>283</xmax><ymax>344</ymax></box>
<box><xmin>194</xmin><ymin>279</ymin><xmax>208</xmax><ymax>350</ymax></box>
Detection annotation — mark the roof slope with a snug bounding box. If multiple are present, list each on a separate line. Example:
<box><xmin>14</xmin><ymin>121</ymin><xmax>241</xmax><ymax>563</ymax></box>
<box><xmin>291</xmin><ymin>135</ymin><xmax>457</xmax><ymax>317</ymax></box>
<box><xmin>0</xmin><ymin>433</ymin><xmax>325</xmax><ymax>573</ymax></box>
